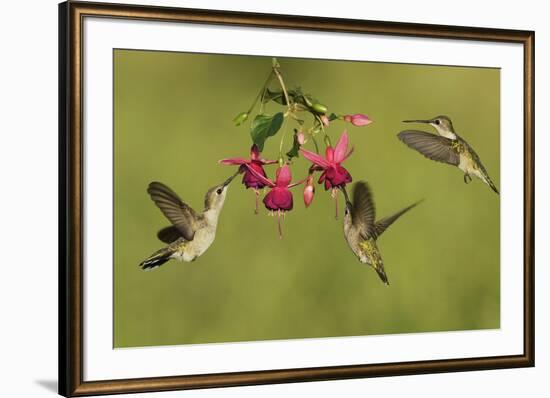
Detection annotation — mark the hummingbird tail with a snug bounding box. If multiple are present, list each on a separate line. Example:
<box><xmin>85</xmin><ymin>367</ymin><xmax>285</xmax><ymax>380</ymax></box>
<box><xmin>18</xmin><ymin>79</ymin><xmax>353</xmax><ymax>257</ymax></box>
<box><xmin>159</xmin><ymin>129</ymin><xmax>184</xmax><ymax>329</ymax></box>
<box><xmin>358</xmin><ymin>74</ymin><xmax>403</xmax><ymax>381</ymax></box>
<box><xmin>476</xmin><ymin>165</ymin><xmax>499</xmax><ymax>195</ymax></box>
<box><xmin>374</xmin><ymin>265</ymin><xmax>390</xmax><ymax>286</ymax></box>
<box><xmin>485</xmin><ymin>176</ymin><xmax>500</xmax><ymax>195</ymax></box>
<box><xmin>140</xmin><ymin>247</ymin><xmax>174</xmax><ymax>270</ymax></box>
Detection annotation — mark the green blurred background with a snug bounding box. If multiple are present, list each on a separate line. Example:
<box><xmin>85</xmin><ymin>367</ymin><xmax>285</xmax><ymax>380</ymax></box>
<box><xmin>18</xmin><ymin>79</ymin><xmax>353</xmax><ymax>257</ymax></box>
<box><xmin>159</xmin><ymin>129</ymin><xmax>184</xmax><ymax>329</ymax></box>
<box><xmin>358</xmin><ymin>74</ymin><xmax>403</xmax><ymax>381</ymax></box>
<box><xmin>114</xmin><ymin>50</ymin><xmax>500</xmax><ymax>348</ymax></box>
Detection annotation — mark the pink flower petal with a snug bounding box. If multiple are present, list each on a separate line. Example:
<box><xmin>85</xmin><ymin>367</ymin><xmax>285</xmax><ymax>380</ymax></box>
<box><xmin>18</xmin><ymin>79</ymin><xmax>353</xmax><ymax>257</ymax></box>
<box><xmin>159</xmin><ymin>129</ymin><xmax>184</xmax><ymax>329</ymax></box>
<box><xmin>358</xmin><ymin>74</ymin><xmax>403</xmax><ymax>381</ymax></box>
<box><xmin>351</xmin><ymin>114</ymin><xmax>372</xmax><ymax>126</ymax></box>
<box><xmin>245</xmin><ymin>164</ymin><xmax>275</xmax><ymax>187</ymax></box>
<box><xmin>300</xmin><ymin>148</ymin><xmax>331</xmax><ymax>168</ymax></box>
<box><xmin>275</xmin><ymin>165</ymin><xmax>292</xmax><ymax>187</ymax></box>
<box><xmin>333</xmin><ymin>131</ymin><xmax>349</xmax><ymax>163</ymax></box>
<box><xmin>219</xmin><ymin>157</ymin><xmax>248</xmax><ymax>165</ymax></box>
<box><xmin>325</xmin><ymin>146</ymin><xmax>334</xmax><ymax>163</ymax></box>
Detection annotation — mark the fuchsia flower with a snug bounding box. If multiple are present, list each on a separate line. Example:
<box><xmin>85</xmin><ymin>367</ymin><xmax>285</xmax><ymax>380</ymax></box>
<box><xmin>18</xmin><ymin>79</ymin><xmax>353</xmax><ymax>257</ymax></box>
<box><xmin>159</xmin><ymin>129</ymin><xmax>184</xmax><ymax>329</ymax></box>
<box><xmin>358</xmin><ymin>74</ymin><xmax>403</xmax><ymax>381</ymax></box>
<box><xmin>219</xmin><ymin>145</ymin><xmax>277</xmax><ymax>213</ymax></box>
<box><xmin>301</xmin><ymin>131</ymin><xmax>354</xmax><ymax>219</ymax></box>
<box><xmin>245</xmin><ymin>164</ymin><xmax>303</xmax><ymax>238</ymax></box>
<box><xmin>303</xmin><ymin>175</ymin><xmax>315</xmax><ymax>208</ymax></box>
<box><xmin>343</xmin><ymin>113</ymin><xmax>372</xmax><ymax>127</ymax></box>
<box><xmin>219</xmin><ymin>144</ymin><xmax>276</xmax><ymax>189</ymax></box>
<box><xmin>300</xmin><ymin>131</ymin><xmax>354</xmax><ymax>191</ymax></box>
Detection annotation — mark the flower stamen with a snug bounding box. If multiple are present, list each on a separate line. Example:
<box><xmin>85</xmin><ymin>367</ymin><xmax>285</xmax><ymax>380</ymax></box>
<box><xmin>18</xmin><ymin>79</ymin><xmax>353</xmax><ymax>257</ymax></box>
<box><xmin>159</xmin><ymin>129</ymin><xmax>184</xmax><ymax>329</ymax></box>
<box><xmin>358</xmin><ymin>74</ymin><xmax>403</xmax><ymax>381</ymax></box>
<box><xmin>254</xmin><ymin>189</ymin><xmax>260</xmax><ymax>215</ymax></box>
<box><xmin>334</xmin><ymin>189</ymin><xmax>339</xmax><ymax>220</ymax></box>
<box><xmin>277</xmin><ymin>210</ymin><xmax>283</xmax><ymax>239</ymax></box>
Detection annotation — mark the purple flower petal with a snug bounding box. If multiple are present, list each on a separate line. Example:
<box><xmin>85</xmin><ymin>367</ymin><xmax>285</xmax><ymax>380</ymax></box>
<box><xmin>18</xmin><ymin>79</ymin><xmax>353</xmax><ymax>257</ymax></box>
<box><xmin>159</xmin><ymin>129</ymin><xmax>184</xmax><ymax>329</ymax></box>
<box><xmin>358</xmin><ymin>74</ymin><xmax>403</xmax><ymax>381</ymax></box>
<box><xmin>263</xmin><ymin>187</ymin><xmax>293</xmax><ymax>211</ymax></box>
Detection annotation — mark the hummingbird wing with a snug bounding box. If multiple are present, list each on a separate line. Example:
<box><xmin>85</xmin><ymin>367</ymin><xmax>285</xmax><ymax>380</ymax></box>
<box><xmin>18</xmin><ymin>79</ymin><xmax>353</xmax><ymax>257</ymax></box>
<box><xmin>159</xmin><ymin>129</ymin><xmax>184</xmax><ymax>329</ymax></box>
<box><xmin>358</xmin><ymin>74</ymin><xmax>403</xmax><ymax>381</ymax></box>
<box><xmin>147</xmin><ymin>182</ymin><xmax>204</xmax><ymax>241</ymax></box>
<box><xmin>398</xmin><ymin>130</ymin><xmax>460</xmax><ymax>166</ymax></box>
<box><xmin>157</xmin><ymin>225</ymin><xmax>182</xmax><ymax>244</ymax></box>
<box><xmin>374</xmin><ymin>200</ymin><xmax>422</xmax><ymax>238</ymax></box>
<box><xmin>351</xmin><ymin>181</ymin><xmax>377</xmax><ymax>238</ymax></box>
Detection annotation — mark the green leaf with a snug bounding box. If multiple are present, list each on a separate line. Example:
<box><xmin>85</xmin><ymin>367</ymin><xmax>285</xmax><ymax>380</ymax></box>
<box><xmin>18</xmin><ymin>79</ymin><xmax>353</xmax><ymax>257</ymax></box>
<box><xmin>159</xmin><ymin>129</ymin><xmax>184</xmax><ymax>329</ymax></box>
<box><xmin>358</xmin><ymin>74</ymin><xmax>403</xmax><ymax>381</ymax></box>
<box><xmin>250</xmin><ymin>113</ymin><xmax>284</xmax><ymax>151</ymax></box>
<box><xmin>286</xmin><ymin>131</ymin><xmax>301</xmax><ymax>160</ymax></box>
<box><xmin>261</xmin><ymin>89</ymin><xmax>286</xmax><ymax>105</ymax></box>
<box><xmin>328</xmin><ymin>112</ymin><xmax>339</xmax><ymax>121</ymax></box>
<box><xmin>233</xmin><ymin>111</ymin><xmax>249</xmax><ymax>126</ymax></box>
<box><xmin>261</xmin><ymin>88</ymin><xmax>311</xmax><ymax>108</ymax></box>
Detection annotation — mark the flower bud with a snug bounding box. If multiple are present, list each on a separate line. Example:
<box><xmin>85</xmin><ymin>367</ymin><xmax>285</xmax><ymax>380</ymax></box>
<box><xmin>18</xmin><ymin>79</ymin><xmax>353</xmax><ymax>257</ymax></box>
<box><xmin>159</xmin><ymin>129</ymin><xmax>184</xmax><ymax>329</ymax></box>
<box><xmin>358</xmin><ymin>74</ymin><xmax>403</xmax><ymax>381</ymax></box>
<box><xmin>344</xmin><ymin>113</ymin><xmax>372</xmax><ymax>127</ymax></box>
<box><xmin>297</xmin><ymin>132</ymin><xmax>306</xmax><ymax>145</ymax></box>
<box><xmin>311</xmin><ymin>103</ymin><xmax>328</xmax><ymax>114</ymax></box>
<box><xmin>320</xmin><ymin>115</ymin><xmax>330</xmax><ymax>127</ymax></box>
<box><xmin>233</xmin><ymin>111</ymin><xmax>249</xmax><ymax>126</ymax></box>
<box><xmin>303</xmin><ymin>175</ymin><xmax>315</xmax><ymax>208</ymax></box>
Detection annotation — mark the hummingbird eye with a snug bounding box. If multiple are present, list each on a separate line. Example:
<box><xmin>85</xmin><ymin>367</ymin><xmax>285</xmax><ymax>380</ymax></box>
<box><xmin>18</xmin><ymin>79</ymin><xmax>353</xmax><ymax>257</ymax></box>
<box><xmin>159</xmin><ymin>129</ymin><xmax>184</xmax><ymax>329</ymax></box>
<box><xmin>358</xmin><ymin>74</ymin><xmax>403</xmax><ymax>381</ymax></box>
<box><xmin>435</xmin><ymin>119</ymin><xmax>440</xmax><ymax>125</ymax></box>
<box><xmin>216</xmin><ymin>188</ymin><xmax>222</xmax><ymax>195</ymax></box>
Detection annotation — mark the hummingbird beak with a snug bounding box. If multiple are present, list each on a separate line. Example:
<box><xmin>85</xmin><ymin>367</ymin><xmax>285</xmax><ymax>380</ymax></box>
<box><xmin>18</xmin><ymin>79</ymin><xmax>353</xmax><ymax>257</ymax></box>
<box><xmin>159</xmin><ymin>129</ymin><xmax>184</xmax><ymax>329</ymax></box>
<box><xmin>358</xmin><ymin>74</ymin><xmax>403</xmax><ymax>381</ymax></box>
<box><xmin>344</xmin><ymin>200</ymin><xmax>353</xmax><ymax>213</ymax></box>
<box><xmin>339</xmin><ymin>186</ymin><xmax>353</xmax><ymax>210</ymax></box>
<box><xmin>403</xmin><ymin>119</ymin><xmax>431</xmax><ymax>124</ymax></box>
<box><xmin>222</xmin><ymin>170</ymin><xmax>240</xmax><ymax>187</ymax></box>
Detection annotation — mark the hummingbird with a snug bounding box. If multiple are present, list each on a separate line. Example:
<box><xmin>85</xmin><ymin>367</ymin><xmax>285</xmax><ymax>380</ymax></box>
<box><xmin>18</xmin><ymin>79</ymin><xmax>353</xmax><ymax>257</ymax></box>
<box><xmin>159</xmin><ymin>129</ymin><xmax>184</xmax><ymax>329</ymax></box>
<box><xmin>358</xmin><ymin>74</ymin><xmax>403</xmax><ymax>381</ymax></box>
<box><xmin>139</xmin><ymin>172</ymin><xmax>238</xmax><ymax>270</ymax></box>
<box><xmin>398</xmin><ymin>115</ymin><xmax>499</xmax><ymax>194</ymax></box>
<box><xmin>342</xmin><ymin>181</ymin><xmax>420</xmax><ymax>285</ymax></box>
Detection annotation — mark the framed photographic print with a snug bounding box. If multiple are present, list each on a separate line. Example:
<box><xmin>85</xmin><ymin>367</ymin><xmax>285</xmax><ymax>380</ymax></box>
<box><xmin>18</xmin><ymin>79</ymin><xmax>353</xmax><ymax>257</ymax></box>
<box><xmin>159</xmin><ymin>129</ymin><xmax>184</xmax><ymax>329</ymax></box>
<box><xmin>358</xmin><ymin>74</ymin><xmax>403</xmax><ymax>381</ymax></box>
<box><xmin>59</xmin><ymin>1</ymin><xmax>534</xmax><ymax>396</ymax></box>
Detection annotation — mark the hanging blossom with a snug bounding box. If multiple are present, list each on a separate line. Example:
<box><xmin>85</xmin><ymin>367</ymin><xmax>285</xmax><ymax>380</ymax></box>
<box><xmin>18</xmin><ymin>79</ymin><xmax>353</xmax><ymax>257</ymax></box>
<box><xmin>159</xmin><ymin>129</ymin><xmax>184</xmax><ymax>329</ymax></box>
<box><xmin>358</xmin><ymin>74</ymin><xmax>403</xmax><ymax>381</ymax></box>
<box><xmin>303</xmin><ymin>175</ymin><xmax>315</xmax><ymax>208</ymax></box>
<box><xmin>300</xmin><ymin>131</ymin><xmax>354</xmax><ymax>219</ymax></box>
<box><xmin>320</xmin><ymin>114</ymin><xmax>330</xmax><ymax>127</ymax></box>
<box><xmin>301</xmin><ymin>131</ymin><xmax>354</xmax><ymax>190</ymax></box>
<box><xmin>297</xmin><ymin>132</ymin><xmax>306</xmax><ymax>145</ymax></box>
<box><xmin>343</xmin><ymin>113</ymin><xmax>372</xmax><ymax>127</ymax></box>
<box><xmin>219</xmin><ymin>144</ymin><xmax>277</xmax><ymax>213</ymax></box>
<box><xmin>245</xmin><ymin>164</ymin><xmax>304</xmax><ymax>238</ymax></box>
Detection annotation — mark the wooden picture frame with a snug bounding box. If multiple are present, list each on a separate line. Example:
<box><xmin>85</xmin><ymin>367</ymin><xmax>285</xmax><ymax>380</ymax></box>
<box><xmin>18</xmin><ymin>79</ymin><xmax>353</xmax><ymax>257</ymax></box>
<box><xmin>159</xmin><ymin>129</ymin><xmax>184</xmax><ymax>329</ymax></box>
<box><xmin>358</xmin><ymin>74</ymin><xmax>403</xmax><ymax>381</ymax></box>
<box><xmin>59</xmin><ymin>1</ymin><xmax>534</xmax><ymax>396</ymax></box>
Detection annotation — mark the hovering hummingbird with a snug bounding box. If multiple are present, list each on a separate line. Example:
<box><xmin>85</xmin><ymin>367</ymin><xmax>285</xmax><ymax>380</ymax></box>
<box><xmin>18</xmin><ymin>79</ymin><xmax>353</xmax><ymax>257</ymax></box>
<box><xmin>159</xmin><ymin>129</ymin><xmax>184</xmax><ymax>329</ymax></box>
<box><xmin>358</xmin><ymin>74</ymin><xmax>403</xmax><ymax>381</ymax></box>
<box><xmin>139</xmin><ymin>172</ymin><xmax>238</xmax><ymax>270</ymax></box>
<box><xmin>398</xmin><ymin>115</ymin><xmax>499</xmax><ymax>194</ymax></box>
<box><xmin>342</xmin><ymin>181</ymin><xmax>420</xmax><ymax>285</ymax></box>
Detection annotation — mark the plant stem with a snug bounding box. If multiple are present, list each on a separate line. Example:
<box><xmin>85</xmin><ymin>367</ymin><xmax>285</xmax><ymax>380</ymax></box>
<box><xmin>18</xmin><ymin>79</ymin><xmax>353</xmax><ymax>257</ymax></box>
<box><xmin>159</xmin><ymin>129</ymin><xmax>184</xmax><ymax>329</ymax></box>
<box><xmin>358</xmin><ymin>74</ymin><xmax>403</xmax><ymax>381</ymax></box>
<box><xmin>248</xmin><ymin>70</ymin><xmax>274</xmax><ymax>114</ymax></box>
<box><xmin>311</xmin><ymin>136</ymin><xmax>320</xmax><ymax>154</ymax></box>
<box><xmin>315</xmin><ymin>114</ymin><xmax>332</xmax><ymax>147</ymax></box>
<box><xmin>272</xmin><ymin>61</ymin><xmax>295</xmax><ymax>162</ymax></box>
<box><xmin>273</xmin><ymin>65</ymin><xmax>291</xmax><ymax>112</ymax></box>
